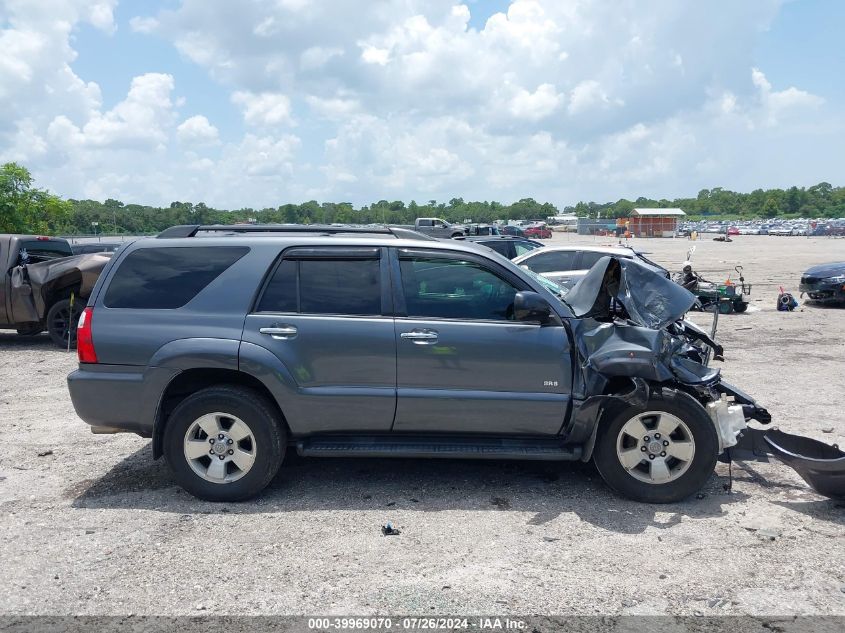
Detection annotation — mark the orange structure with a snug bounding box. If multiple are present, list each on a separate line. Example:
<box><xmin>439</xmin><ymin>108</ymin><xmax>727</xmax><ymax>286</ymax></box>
<box><xmin>628</xmin><ymin>208</ymin><xmax>686</xmax><ymax>237</ymax></box>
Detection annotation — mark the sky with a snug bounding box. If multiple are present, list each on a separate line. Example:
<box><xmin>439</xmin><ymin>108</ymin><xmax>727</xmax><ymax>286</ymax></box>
<box><xmin>1</xmin><ymin>0</ymin><xmax>843</xmax><ymax>210</ymax></box>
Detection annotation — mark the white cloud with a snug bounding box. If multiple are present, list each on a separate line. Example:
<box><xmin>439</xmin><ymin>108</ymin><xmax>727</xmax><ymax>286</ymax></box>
<box><xmin>177</xmin><ymin>115</ymin><xmax>220</xmax><ymax>145</ymax></box>
<box><xmin>3</xmin><ymin>0</ymin><xmax>842</xmax><ymax>210</ymax></box>
<box><xmin>129</xmin><ymin>16</ymin><xmax>159</xmax><ymax>34</ymax></box>
<box><xmin>300</xmin><ymin>46</ymin><xmax>344</xmax><ymax>70</ymax></box>
<box><xmin>567</xmin><ymin>80</ymin><xmax>618</xmax><ymax>115</ymax></box>
<box><xmin>47</xmin><ymin>73</ymin><xmax>176</xmax><ymax>150</ymax></box>
<box><xmin>231</xmin><ymin>91</ymin><xmax>293</xmax><ymax>127</ymax></box>
<box><xmin>509</xmin><ymin>83</ymin><xmax>563</xmax><ymax>120</ymax></box>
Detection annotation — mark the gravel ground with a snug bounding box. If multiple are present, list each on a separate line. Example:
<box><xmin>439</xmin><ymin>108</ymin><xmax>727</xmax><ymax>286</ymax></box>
<box><xmin>0</xmin><ymin>234</ymin><xmax>843</xmax><ymax>616</ymax></box>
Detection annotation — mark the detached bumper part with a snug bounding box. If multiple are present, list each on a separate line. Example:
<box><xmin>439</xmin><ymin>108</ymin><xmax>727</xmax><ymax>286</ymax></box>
<box><xmin>727</xmin><ymin>427</ymin><xmax>845</xmax><ymax>501</ymax></box>
<box><xmin>764</xmin><ymin>429</ymin><xmax>845</xmax><ymax>501</ymax></box>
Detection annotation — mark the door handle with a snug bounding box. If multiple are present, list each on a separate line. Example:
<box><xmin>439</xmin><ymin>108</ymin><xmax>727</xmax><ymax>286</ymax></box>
<box><xmin>259</xmin><ymin>325</ymin><xmax>298</xmax><ymax>340</ymax></box>
<box><xmin>400</xmin><ymin>329</ymin><xmax>438</xmax><ymax>344</ymax></box>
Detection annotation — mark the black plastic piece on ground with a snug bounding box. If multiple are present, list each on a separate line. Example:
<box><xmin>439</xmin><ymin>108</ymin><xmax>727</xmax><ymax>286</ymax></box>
<box><xmin>763</xmin><ymin>429</ymin><xmax>845</xmax><ymax>501</ymax></box>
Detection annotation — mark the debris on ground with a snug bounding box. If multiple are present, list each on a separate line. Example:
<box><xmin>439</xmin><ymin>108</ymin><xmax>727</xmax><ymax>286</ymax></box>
<box><xmin>756</xmin><ymin>528</ymin><xmax>782</xmax><ymax>541</ymax></box>
<box><xmin>490</xmin><ymin>497</ymin><xmax>511</xmax><ymax>509</ymax></box>
<box><xmin>822</xmin><ymin>428</ymin><xmax>834</xmax><ymax>433</ymax></box>
<box><xmin>36</xmin><ymin>449</ymin><xmax>53</xmax><ymax>457</ymax></box>
<box><xmin>381</xmin><ymin>523</ymin><xmax>401</xmax><ymax>536</ymax></box>
<box><xmin>777</xmin><ymin>287</ymin><xmax>799</xmax><ymax>311</ymax></box>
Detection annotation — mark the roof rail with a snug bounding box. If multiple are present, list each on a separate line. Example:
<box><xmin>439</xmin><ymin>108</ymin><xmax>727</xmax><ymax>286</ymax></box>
<box><xmin>156</xmin><ymin>224</ymin><xmax>435</xmax><ymax>241</ymax></box>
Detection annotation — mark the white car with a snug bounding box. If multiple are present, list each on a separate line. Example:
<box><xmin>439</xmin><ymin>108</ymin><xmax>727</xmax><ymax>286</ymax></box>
<box><xmin>512</xmin><ymin>245</ymin><xmax>668</xmax><ymax>289</ymax></box>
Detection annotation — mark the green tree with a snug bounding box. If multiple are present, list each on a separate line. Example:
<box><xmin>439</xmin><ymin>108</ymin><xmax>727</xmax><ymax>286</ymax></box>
<box><xmin>0</xmin><ymin>162</ymin><xmax>71</xmax><ymax>234</ymax></box>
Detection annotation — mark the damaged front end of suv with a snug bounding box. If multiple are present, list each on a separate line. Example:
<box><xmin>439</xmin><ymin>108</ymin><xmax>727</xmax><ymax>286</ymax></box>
<box><xmin>561</xmin><ymin>256</ymin><xmax>844</xmax><ymax>502</ymax></box>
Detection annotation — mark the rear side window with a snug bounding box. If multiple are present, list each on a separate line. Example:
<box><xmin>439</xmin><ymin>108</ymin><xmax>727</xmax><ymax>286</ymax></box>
<box><xmin>258</xmin><ymin>258</ymin><xmax>381</xmax><ymax>316</ymax></box>
<box><xmin>514</xmin><ymin>242</ymin><xmax>540</xmax><ymax>257</ymax></box>
<box><xmin>104</xmin><ymin>246</ymin><xmax>248</xmax><ymax>309</ymax></box>
<box><xmin>522</xmin><ymin>250</ymin><xmax>577</xmax><ymax>273</ymax></box>
<box><xmin>579</xmin><ymin>251</ymin><xmax>608</xmax><ymax>270</ymax></box>
<box><xmin>480</xmin><ymin>240</ymin><xmax>511</xmax><ymax>257</ymax></box>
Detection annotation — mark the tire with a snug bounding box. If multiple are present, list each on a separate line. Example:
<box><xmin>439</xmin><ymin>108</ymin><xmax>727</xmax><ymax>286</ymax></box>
<box><xmin>16</xmin><ymin>323</ymin><xmax>43</xmax><ymax>336</ymax></box>
<box><xmin>592</xmin><ymin>389</ymin><xmax>718</xmax><ymax>503</ymax></box>
<box><xmin>718</xmin><ymin>300</ymin><xmax>734</xmax><ymax>314</ymax></box>
<box><xmin>46</xmin><ymin>298</ymin><xmax>82</xmax><ymax>348</ymax></box>
<box><xmin>733</xmin><ymin>300</ymin><xmax>748</xmax><ymax>313</ymax></box>
<box><xmin>163</xmin><ymin>385</ymin><xmax>286</xmax><ymax>501</ymax></box>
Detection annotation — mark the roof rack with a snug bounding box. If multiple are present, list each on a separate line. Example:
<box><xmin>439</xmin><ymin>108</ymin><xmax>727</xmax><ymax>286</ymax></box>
<box><xmin>156</xmin><ymin>224</ymin><xmax>434</xmax><ymax>241</ymax></box>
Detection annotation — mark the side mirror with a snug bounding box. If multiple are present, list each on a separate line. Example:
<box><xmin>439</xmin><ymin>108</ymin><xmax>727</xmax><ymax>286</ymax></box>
<box><xmin>514</xmin><ymin>291</ymin><xmax>556</xmax><ymax>324</ymax></box>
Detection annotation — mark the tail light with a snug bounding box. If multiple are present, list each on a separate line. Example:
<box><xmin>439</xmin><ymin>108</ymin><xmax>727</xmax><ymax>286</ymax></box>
<box><xmin>77</xmin><ymin>307</ymin><xmax>98</xmax><ymax>363</ymax></box>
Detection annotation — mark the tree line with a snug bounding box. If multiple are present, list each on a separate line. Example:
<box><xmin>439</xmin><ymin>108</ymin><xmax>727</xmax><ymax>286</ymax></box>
<box><xmin>2</xmin><ymin>162</ymin><xmax>843</xmax><ymax>237</ymax></box>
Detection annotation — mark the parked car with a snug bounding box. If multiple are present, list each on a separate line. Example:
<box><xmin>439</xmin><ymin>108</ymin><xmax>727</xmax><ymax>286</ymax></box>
<box><xmin>513</xmin><ymin>245</ymin><xmax>669</xmax><ymax>290</ymax></box>
<box><xmin>727</xmin><ymin>227</ymin><xmax>740</xmax><ymax>236</ymax></box>
<box><xmin>0</xmin><ymin>234</ymin><xmax>110</xmax><ymax>346</ymax></box>
<box><xmin>799</xmin><ymin>262</ymin><xmax>845</xmax><ymax>304</ymax></box>
<box><xmin>405</xmin><ymin>218</ymin><xmax>467</xmax><ymax>238</ymax></box>
<box><xmin>500</xmin><ymin>224</ymin><xmax>526</xmax><ymax>237</ymax></box>
<box><xmin>71</xmin><ymin>242</ymin><xmax>122</xmax><ymax>255</ymax></box>
<box><xmin>462</xmin><ymin>224</ymin><xmax>500</xmax><ymax>237</ymax></box>
<box><xmin>454</xmin><ymin>235</ymin><xmax>544</xmax><ymax>260</ymax></box>
<box><xmin>67</xmin><ymin>223</ymin><xmax>792</xmax><ymax>504</ymax></box>
<box><xmin>523</xmin><ymin>224</ymin><xmax>552</xmax><ymax>239</ymax></box>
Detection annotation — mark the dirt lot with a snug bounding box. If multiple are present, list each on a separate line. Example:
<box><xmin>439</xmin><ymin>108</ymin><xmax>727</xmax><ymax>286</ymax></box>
<box><xmin>1</xmin><ymin>235</ymin><xmax>843</xmax><ymax>616</ymax></box>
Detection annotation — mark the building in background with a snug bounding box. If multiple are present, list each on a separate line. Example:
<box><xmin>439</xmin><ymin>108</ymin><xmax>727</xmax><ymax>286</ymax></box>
<box><xmin>629</xmin><ymin>208</ymin><xmax>686</xmax><ymax>237</ymax></box>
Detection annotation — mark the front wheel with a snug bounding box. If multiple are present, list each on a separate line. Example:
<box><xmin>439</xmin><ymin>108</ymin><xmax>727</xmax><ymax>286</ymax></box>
<box><xmin>163</xmin><ymin>386</ymin><xmax>286</xmax><ymax>501</ymax></box>
<box><xmin>46</xmin><ymin>298</ymin><xmax>82</xmax><ymax>348</ymax></box>
<box><xmin>593</xmin><ymin>390</ymin><xmax>718</xmax><ymax>503</ymax></box>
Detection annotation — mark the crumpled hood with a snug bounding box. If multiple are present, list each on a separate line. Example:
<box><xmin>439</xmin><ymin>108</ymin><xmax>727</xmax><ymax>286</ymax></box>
<box><xmin>10</xmin><ymin>253</ymin><xmax>110</xmax><ymax>322</ymax></box>
<box><xmin>564</xmin><ymin>255</ymin><xmax>696</xmax><ymax>330</ymax></box>
<box><xmin>803</xmin><ymin>262</ymin><xmax>845</xmax><ymax>278</ymax></box>
<box><xmin>23</xmin><ymin>253</ymin><xmax>110</xmax><ymax>294</ymax></box>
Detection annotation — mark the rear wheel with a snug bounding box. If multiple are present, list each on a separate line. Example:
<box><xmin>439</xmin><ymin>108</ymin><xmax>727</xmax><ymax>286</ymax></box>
<box><xmin>733</xmin><ymin>300</ymin><xmax>748</xmax><ymax>313</ymax></box>
<box><xmin>163</xmin><ymin>386</ymin><xmax>286</xmax><ymax>501</ymax></box>
<box><xmin>46</xmin><ymin>298</ymin><xmax>81</xmax><ymax>347</ymax></box>
<box><xmin>593</xmin><ymin>390</ymin><xmax>718</xmax><ymax>503</ymax></box>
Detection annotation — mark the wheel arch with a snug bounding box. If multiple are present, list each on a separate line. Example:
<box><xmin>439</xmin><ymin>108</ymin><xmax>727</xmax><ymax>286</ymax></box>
<box><xmin>152</xmin><ymin>368</ymin><xmax>290</xmax><ymax>459</ymax></box>
<box><xmin>576</xmin><ymin>378</ymin><xmax>709</xmax><ymax>462</ymax></box>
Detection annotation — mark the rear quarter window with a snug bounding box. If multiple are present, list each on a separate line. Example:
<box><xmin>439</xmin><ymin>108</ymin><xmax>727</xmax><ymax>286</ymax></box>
<box><xmin>103</xmin><ymin>246</ymin><xmax>249</xmax><ymax>309</ymax></box>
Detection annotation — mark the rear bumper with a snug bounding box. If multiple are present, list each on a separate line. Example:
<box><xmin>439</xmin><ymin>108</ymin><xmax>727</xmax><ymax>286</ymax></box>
<box><xmin>67</xmin><ymin>364</ymin><xmax>178</xmax><ymax>437</ymax></box>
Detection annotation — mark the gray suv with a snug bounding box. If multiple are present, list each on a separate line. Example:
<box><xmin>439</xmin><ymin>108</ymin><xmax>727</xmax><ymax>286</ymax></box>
<box><xmin>67</xmin><ymin>224</ymin><xmax>773</xmax><ymax>503</ymax></box>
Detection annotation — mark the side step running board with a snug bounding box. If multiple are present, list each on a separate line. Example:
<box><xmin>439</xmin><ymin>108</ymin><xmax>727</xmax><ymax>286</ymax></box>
<box><xmin>297</xmin><ymin>435</ymin><xmax>582</xmax><ymax>461</ymax></box>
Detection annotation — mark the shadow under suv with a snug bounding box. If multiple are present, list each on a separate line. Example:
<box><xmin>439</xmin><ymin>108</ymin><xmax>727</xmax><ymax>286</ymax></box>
<box><xmin>67</xmin><ymin>224</ymin><xmax>776</xmax><ymax>503</ymax></box>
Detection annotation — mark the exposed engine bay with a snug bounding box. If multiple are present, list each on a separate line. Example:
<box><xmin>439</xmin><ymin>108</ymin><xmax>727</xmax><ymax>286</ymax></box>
<box><xmin>562</xmin><ymin>255</ymin><xmax>844</xmax><ymax>500</ymax></box>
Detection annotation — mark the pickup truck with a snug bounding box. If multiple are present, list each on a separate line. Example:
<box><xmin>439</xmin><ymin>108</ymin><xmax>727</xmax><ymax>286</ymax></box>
<box><xmin>407</xmin><ymin>218</ymin><xmax>467</xmax><ymax>238</ymax></box>
<box><xmin>0</xmin><ymin>234</ymin><xmax>109</xmax><ymax>347</ymax></box>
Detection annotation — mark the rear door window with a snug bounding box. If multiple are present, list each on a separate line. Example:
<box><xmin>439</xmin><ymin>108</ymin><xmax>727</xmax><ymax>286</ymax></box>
<box><xmin>521</xmin><ymin>250</ymin><xmax>577</xmax><ymax>273</ymax></box>
<box><xmin>103</xmin><ymin>246</ymin><xmax>248</xmax><ymax>309</ymax></box>
<box><xmin>578</xmin><ymin>251</ymin><xmax>608</xmax><ymax>271</ymax></box>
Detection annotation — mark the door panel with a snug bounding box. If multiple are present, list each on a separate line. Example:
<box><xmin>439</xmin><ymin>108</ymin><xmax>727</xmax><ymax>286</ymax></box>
<box><xmin>242</xmin><ymin>247</ymin><xmax>396</xmax><ymax>433</ymax></box>
<box><xmin>242</xmin><ymin>314</ymin><xmax>396</xmax><ymax>433</ymax></box>
<box><xmin>392</xmin><ymin>251</ymin><xmax>572</xmax><ymax>435</ymax></box>
<box><xmin>394</xmin><ymin>319</ymin><xmax>571</xmax><ymax>434</ymax></box>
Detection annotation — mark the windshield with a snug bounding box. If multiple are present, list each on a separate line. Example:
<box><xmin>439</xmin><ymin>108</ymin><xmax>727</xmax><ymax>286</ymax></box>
<box><xmin>522</xmin><ymin>266</ymin><xmax>565</xmax><ymax>297</ymax></box>
<box><xmin>19</xmin><ymin>240</ymin><xmax>73</xmax><ymax>263</ymax></box>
